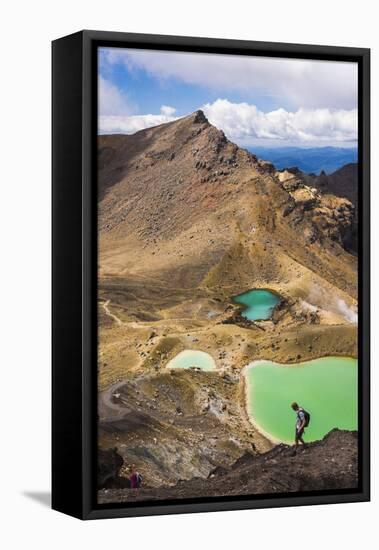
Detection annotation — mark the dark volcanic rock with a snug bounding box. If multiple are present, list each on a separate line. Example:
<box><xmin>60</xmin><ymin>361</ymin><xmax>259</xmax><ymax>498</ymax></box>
<box><xmin>192</xmin><ymin>109</ymin><xmax>209</xmax><ymax>124</ymax></box>
<box><xmin>98</xmin><ymin>429</ymin><xmax>358</xmax><ymax>503</ymax></box>
<box><xmin>310</xmin><ymin>163</ymin><xmax>358</xmax><ymax>253</ymax></box>
<box><xmin>98</xmin><ymin>447</ymin><xmax>130</xmax><ymax>489</ymax></box>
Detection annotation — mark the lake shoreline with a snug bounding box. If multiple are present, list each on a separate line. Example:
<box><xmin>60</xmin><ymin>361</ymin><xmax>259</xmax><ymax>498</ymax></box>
<box><xmin>241</xmin><ymin>364</ymin><xmax>283</xmax><ymax>445</ymax></box>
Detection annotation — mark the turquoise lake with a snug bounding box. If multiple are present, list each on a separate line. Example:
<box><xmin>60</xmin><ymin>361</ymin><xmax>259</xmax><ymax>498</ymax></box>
<box><xmin>166</xmin><ymin>350</ymin><xmax>216</xmax><ymax>371</ymax></box>
<box><xmin>233</xmin><ymin>289</ymin><xmax>280</xmax><ymax>321</ymax></box>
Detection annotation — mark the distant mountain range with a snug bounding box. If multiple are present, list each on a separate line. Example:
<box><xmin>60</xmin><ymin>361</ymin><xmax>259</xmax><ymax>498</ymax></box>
<box><xmin>248</xmin><ymin>146</ymin><xmax>358</xmax><ymax>175</ymax></box>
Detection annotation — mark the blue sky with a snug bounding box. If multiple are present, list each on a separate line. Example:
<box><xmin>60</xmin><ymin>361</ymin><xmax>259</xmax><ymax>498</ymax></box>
<box><xmin>98</xmin><ymin>47</ymin><xmax>358</xmax><ymax>148</ymax></box>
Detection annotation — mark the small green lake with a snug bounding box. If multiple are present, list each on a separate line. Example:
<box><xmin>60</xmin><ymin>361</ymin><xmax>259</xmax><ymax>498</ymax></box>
<box><xmin>166</xmin><ymin>350</ymin><xmax>216</xmax><ymax>371</ymax></box>
<box><xmin>245</xmin><ymin>357</ymin><xmax>357</xmax><ymax>443</ymax></box>
<box><xmin>233</xmin><ymin>289</ymin><xmax>280</xmax><ymax>321</ymax></box>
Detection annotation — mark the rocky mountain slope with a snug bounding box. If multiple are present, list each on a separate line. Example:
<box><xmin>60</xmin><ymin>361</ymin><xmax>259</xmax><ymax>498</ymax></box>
<box><xmin>98</xmin><ymin>110</ymin><xmax>357</xmax><ymax>332</ymax></box>
<box><xmin>312</xmin><ymin>163</ymin><xmax>358</xmax><ymax>253</ymax></box>
<box><xmin>274</xmin><ymin>164</ymin><xmax>358</xmax><ymax>254</ymax></box>
<box><xmin>98</xmin><ymin>429</ymin><xmax>358</xmax><ymax>502</ymax></box>
<box><xmin>98</xmin><ymin>367</ymin><xmax>271</xmax><ymax>488</ymax></box>
<box><xmin>312</xmin><ymin>163</ymin><xmax>358</xmax><ymax>206</ymax></box>
<box><xmin>99</xmin><ymin>111</ymin><xmax>357</xmax><ymax>289</ymax></box>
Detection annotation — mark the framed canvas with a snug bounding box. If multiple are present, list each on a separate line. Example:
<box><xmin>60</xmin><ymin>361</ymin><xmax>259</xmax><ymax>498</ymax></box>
<box><xmin>52</xmin><ymin>30</ymin><xmax>370</xmax><ymax>520</ymax></box>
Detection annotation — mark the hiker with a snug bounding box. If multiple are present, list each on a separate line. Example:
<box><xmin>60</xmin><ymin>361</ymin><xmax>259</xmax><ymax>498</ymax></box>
<box><xmin>129</xmin><ymin>465</ymin><xmax>143</xmax><ymax>489</ymax></box>
<box><xmin>291</xmin><ymin>402</ymin><xmax>310</xmax><ymax>455</ymax></box>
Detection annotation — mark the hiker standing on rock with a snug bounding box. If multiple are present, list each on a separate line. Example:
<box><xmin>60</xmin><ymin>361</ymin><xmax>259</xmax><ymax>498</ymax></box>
<box><xmin>291</xmin><ymin>402</ymin><xmax>310</xmax><ymax>455</ymax></box>
<box><xmin>129</xmin><ymin>465</ymin><xmax>143</xmax><ymax>489</ymax></box>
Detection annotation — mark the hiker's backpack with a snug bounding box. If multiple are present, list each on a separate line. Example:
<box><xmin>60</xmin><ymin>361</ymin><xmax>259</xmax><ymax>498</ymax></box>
<box><xmin>300</xmin><ymin>408</ymin><xmax>311</xmax><ymax>427</ymax></box>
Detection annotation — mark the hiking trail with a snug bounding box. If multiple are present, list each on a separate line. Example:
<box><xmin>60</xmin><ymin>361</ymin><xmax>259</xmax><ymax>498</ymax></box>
<box><xmin>102</xmin><ymin>300</ymin><xmax>123</xmax><ymax>326</ymax></box>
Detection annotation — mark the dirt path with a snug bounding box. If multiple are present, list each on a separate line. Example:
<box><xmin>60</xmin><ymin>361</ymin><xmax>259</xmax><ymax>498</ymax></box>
<box><xmin>102</xmin><ymin>300</ymin><xmax>123</xmax><ymax>326</ymax></box>
<box><xmin>98</xmin><ymin>380</ymin><xmax>132</xmax><ymax>421</ymax></box>
<box><xmin>101</xmin><ymin>299</ymin><xmax>155</xmax><ymax>330</ymax></box>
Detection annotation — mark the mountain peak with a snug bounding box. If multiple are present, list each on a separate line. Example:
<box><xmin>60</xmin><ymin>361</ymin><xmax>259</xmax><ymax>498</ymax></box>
<box><xmin>188</xmin><ymin>109</ymin><xmax>209</xmax><ymax>125</ymax></box>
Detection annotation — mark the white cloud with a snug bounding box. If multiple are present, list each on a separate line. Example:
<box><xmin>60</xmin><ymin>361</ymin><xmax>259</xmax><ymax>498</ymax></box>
<box><xmin>99</xmin><ymin>105</ymin><xmax>178</xmax><ymax>134</ymax></box>
<box><xmin>99</xmin><ymin>49</ymin><xmax>358</xmax><ymax>144</ymax></box>
<box><xmin>203</xmin><ymin>99</ymin><xmax>357</xmax><ymax>144</ymax></box>
<box><xmin>98</xmin><ymin>76</ymin><xmax>132</xmax><ymax>116</ymax></box>
<box><xmin>160</xmin><ymin>105</ymin><xmax>176</xmax><ymax>116</ymax></box>
<box><xmin>100</xmin><ymin>48</ymin><xmax>358</xmax><ymax>110</ymax></box>
<box><xmin>99</xmin><ymin>98</ymin><xmax>357</xmax><ymax>145</ymax></box>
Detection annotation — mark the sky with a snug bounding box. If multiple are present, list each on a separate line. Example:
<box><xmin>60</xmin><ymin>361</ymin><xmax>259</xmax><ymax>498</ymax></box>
<box><xmin>98</xmin><ymin>47</ymin><xmax>358</xmax><ymax>148</ymax></box>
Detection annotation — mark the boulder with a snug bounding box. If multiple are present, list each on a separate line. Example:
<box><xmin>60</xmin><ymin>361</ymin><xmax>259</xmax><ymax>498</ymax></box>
<box><xmin>98</xmin><ymin>447</ymin><xmax>124</xmax><ymax>489</ymax></box>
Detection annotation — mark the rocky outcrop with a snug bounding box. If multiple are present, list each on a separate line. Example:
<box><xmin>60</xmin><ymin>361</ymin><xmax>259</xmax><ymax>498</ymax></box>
<box><xmin>276</xmin><ymin>166</ymin><xmax>356</xmax><ymax>251</ymax></box>
<box><xmin>313</xmin><ymin>163</ymin><xmax>358</xmax><ymax>206</ymax></box>
<box><xmin>312</xmin><ymin>164</ymin><xmax>358</xmax><ymax>254</ymax></box>
<box><xmin>98</xmin><ymin>447</ymin><xmax>130</xmax><ymax>489</ymax></box>
<box><xmin>98</xmin><ymin>429</ymin><xmax>358</xmax><ymax>503</ymax></box>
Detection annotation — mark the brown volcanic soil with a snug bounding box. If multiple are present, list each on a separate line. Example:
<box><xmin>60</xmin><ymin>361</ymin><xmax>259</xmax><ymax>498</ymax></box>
<box><xmin>97</xmin><ymin>111</ymin><xmax>358</xmax><ymax>500</ymax></box>
<box><xmin>98</xmin><ymin>429</ymin><xmax>358</xmax><ymax>503</ymax></box>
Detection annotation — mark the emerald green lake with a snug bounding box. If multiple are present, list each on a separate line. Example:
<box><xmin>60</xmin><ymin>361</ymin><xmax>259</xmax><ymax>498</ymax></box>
<box><xmin>245</xmin><ymin>357</ymin><xmax>357</xmax><ymax>443</ymax></box>
<box><xmin>166</xmin><ymin>350</ymin><xmax>216</xmax><ymax>371</ymax></box>
<box><xmin>233</xmin><ymin>289</ymin><xmax>280</xmax><ymax>321</ymax></box>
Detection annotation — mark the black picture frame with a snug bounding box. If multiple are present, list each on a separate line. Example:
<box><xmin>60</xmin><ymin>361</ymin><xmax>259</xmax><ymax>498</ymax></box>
<box><xmin>52</xmin><ymin>30</ymin><xmax>370</xmax><ymax>520</ymax></box>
